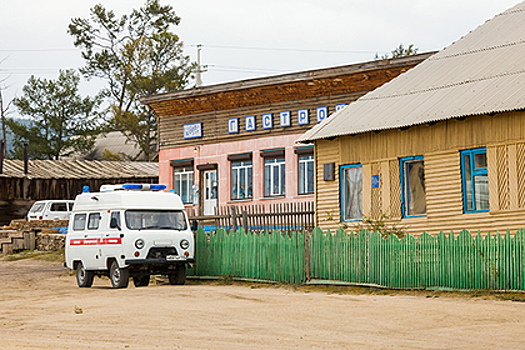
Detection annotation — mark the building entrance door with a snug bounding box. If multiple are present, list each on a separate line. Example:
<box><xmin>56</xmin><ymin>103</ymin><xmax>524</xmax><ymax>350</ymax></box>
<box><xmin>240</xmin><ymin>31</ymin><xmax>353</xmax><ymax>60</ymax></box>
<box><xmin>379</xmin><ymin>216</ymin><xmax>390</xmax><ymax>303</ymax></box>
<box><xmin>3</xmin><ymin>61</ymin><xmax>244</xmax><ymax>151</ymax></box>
<box><xmin>203</xmin><ymin>170</ymin><xmax>217</xmax><ymax>215</ymax></box>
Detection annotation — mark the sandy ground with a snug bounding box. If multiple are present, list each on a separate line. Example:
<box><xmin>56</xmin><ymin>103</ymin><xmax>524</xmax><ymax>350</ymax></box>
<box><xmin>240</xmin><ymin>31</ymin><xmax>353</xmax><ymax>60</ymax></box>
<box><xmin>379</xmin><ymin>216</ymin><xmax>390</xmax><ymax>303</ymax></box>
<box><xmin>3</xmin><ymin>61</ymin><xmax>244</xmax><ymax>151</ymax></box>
<box><xmin>1</xmin><ymin>258</ymin><xmax>525</xmax><ymax>350</ymax></box>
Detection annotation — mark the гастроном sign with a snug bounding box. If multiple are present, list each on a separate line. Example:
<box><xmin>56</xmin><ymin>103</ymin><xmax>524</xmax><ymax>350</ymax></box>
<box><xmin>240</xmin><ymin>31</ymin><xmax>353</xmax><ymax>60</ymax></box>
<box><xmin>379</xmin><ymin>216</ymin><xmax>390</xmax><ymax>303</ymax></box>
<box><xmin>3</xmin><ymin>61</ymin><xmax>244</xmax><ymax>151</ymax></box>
<box><xmin>187</xmin><ymin>104</ymin><xmax>349</xmax><ymax>137</ymax></box>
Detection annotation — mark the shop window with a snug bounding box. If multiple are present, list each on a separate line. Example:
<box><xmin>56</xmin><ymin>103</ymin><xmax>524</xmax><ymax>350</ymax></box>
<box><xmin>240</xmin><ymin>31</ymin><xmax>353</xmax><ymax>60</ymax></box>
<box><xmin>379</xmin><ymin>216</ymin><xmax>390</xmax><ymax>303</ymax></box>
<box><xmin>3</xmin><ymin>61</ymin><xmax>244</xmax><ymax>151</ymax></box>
<box><xmin>461</xmin><ymin>148</ymin><xmax>489</xmax><ymax>213</ymax></box>
<box><xmin>173</xmin><ymin>165</ymin><xmax>194</xmax><ymax>204</ymax></box>
<box><xmin>298</xmin><ymin>154</ymin><xmax>314</xmax><ymax>195</ymax></box>
<box><xmin>340</xmin><ymin>164</ymin><xmax>363</xmax><ymax>221</ymax></box>
<box><xmin>231</xmin><ymin>160</ymin><xmax>253</xmax><ymax>200</ymax></box>
<box><xmin>400</xmin><ymin>156</ymin><xmax>426</xmax><ymax>218</ymax></box>
<box><xmin>264</xmin><ymin>158</ymin><xmax>286</xmax><ymax>197</ymax></box>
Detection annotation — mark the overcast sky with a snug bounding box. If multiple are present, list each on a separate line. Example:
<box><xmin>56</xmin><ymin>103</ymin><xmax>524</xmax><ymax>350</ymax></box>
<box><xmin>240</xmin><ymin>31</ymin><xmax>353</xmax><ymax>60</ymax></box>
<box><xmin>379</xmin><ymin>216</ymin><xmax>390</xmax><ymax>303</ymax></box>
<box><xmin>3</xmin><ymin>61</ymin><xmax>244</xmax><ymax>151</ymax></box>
<box><xmin>0</xmin><ymin>0</ymin><xmax>521</xmax><ymax>119</ymax></box>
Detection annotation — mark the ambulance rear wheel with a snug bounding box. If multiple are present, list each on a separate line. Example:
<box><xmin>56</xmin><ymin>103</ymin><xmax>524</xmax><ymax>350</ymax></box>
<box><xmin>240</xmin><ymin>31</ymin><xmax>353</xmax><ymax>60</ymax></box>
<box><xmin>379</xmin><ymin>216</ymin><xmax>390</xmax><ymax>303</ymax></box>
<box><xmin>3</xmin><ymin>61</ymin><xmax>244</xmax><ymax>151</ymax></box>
<box><xmin>133</xmin><ymin>274</ymin><xmax>150</xmax><ymax>287</ymax></box>
<box><xmin>109</xmin><ymin>260</ymin><xmax>129</xmax><ymax>289</ymax></box>
<box><xmin>76</xmin><ymin>262</ymin><xmax>94</xmax><ymax>288</ymax></box>
<box><xmin>168</xmin><ymin>264</ymin><xmax>186</xmax><ymax>285</ymax></box>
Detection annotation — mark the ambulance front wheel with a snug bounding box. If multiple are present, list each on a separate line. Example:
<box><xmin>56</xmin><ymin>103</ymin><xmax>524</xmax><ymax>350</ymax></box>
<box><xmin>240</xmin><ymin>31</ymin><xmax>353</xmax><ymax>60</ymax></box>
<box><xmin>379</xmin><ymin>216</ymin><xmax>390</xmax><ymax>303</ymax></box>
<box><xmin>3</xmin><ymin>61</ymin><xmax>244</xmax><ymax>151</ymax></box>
<box><xmin>109</xmin><ymin>260</ymin><xmax>129</xmax><ymax>289</ymax></box>
<box><xmin>76</xmin><ymin>262</ymin><xmax>94</xmax><ymax>288</ymax></box>
<box><xmin>168</xmin><ymin>264</ymin><xmax>186</xmax><ymax>285</ymax></box>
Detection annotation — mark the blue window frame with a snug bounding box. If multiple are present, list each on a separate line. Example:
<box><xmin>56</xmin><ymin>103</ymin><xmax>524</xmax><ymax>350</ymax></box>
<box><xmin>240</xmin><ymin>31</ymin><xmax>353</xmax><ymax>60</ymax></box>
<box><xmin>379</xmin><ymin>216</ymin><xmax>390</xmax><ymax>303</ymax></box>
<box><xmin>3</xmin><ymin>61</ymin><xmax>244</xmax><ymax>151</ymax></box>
<box><xmin>400</xmin><ymin>156</ymin><xmax>426</xmax><ymax>218</ymax></box>
<box><xmin>461</xmin><ymin>148</ymin><xmax>489</xmax><ymax>213</ymax></box>
<box><xmin>340</xmin><ymin>164</ymin><xmax>363</xmax><ymax>222</ymax></box>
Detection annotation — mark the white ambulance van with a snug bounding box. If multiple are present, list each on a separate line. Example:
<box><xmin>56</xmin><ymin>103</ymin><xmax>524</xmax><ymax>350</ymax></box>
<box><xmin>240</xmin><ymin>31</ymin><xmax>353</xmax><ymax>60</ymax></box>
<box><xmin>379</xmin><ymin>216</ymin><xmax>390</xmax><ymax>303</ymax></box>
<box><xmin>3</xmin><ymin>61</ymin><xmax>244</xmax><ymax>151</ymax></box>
<box><xmin>65</xmin><ymin>184</ymin><xmax>195</xmax><ymax>289</ymax></box>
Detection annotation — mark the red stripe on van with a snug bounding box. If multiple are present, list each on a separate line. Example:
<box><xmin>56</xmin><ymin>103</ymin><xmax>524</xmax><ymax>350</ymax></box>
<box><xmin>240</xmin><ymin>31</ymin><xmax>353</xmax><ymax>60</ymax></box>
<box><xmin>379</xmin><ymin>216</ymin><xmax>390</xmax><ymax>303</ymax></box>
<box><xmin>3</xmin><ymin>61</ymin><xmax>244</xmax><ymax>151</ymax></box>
<box><xmin>70</xmin><ymin>238</ymin><xmax>122</xmax><ymax>246</ymax></box>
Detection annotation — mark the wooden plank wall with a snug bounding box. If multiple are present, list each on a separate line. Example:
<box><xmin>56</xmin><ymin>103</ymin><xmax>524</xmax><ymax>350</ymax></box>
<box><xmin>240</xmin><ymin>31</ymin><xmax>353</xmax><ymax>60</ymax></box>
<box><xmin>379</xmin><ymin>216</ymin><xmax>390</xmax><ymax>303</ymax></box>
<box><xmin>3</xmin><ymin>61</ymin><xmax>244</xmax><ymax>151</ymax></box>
<box><xmin>316</xmin><ymin>110</ymin><xmax>525</xmax><ymax>235</ymax></box>
<box><xmin>159</xmin><ymin>93</ymin><xmax>363</xmax><ymax>149</ymax></box>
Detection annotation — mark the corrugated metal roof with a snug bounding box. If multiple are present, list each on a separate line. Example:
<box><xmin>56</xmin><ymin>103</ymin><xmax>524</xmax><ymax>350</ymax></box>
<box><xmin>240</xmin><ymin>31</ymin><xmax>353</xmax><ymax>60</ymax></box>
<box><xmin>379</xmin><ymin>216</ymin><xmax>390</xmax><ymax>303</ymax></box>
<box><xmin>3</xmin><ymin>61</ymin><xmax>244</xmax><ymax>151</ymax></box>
<box><xmin>298</xmin><ymin>1</ymin><xmax>525</xmax><ymax>143</ymax></box>
<box><xmin>63</xmin><ymin>131</ymin><xmax>156</xmax><ymax>161</ymax></box>
<box><xmin>0</xmin><ymin>160</ymin><xmax>158</xmax><ymax>179</ymax></box>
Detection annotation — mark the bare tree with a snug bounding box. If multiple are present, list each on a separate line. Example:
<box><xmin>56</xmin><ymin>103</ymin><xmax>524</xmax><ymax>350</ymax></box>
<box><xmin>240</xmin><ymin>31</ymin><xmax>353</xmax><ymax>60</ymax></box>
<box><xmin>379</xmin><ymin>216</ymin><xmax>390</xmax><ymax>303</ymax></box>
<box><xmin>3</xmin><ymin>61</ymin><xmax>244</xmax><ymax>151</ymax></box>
<box><xmin>0</xmin><ymin>76</ymin><xmax>12</xmax><ymax>158</ymax></box>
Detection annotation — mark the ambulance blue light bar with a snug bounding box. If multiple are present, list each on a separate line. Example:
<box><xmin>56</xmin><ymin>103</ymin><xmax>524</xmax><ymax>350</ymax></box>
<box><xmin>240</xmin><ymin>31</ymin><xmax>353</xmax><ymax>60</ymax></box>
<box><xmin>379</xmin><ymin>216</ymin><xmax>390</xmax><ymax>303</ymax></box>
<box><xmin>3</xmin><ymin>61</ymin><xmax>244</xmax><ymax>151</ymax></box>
<box><xmin>121</xmin><ymin>184</ymin><xmax>166</xmax><ymax>191</ymax></box>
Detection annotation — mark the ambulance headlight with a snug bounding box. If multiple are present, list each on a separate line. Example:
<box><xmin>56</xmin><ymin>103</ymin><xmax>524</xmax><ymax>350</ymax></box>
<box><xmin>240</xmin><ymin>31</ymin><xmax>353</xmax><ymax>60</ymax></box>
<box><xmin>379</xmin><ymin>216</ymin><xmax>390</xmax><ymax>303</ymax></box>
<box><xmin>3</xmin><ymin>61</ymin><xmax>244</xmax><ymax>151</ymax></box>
<box><xmin>180</xmin><ymin>239</ymin><xmax>190</xmax><ymax>250</ymax></box>
<box><xmin>135</xmin><ymin>239</ymin><xmax>145</xmax><ymax>249</ymax></box>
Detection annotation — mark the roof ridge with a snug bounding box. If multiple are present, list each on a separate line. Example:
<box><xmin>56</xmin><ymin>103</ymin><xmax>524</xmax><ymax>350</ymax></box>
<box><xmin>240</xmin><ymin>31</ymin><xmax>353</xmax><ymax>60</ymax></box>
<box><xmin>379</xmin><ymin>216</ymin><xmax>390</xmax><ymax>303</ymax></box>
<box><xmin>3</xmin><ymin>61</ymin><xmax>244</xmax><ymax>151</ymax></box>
<box><xmin>361</xmin><ymin>69</ymin><xmax>525</xmax><ymax>101</ymax></box>
<box><xmin>430</xmin><ymin>39</ymin><xmax>525</xmax><ymax>61</ymax></box>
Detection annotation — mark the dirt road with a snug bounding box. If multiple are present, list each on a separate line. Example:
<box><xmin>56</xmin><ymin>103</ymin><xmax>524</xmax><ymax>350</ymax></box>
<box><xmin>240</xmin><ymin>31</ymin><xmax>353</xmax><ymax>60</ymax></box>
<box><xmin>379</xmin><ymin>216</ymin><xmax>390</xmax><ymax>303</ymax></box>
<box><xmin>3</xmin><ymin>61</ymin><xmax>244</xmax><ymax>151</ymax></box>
<box><xmin>1</xmin><ymin>258</ymin><xmax>525</xmax><ymax>350</ymax></box>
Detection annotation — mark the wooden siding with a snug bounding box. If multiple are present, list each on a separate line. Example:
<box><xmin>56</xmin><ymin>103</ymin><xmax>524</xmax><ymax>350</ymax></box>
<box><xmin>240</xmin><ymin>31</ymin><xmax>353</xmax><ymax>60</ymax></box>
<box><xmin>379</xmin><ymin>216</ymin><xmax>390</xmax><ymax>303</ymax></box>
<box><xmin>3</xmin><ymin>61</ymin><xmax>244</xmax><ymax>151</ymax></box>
<box><xmin>315</xmin><ymin>110</ymin><xmax>525</xmax><ymax>235</ymax></box>
<box><xmin>315</xmin><ymin>139</ymin><xmax>340</xmax><ymax>228</ymax></box>
<box><xmin>159</xmin><ymin>93</ymin><xmax>363</xmax><ymax>149</ymax></box>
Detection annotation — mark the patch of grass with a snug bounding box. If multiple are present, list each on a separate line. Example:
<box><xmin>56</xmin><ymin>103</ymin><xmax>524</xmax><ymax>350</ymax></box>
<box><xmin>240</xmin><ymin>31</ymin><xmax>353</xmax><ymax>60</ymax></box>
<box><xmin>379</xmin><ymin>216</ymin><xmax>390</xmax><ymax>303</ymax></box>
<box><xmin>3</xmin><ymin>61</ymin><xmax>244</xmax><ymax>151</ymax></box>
<box><xmin>2</xmin><ymin>249</ymin><xmax>65</xmax><ymax>262</ymax></box>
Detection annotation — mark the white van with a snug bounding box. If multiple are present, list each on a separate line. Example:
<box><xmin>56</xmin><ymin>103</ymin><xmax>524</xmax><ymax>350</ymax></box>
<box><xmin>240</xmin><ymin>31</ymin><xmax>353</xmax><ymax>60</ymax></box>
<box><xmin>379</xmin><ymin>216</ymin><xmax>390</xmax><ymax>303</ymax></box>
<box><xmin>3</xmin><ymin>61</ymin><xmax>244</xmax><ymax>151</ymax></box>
<box><xmin>65</xmin><ymin>184</ymin><xmax>195</xmax><ymax>289</ymax></box>
<box><xmin>26</xmin><ymin>200</ymin><xmax>75</xmax><ymax>221</ymax></box>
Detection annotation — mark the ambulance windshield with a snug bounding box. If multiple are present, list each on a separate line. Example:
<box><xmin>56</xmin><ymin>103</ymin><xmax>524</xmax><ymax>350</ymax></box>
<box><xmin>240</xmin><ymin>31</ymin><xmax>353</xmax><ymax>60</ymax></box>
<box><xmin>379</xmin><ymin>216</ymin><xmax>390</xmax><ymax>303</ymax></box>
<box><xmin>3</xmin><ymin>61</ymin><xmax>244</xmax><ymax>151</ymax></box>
<box><xmin>124</xmin><ymin>210</ymin><xmax>187</xmax><ymax>231</ymax></box>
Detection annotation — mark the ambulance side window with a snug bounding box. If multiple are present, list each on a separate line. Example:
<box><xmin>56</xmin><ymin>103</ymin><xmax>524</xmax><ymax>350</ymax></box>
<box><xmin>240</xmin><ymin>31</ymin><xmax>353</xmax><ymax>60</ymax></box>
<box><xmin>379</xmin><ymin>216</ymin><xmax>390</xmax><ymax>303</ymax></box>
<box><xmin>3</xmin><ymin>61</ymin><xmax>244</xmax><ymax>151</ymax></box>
<box><xmin>73</xmin><ymin>214</ymin><xmax>86</xmax><ymax>231</ymax></box>
<box><xmin>87</xmin><ymin>213</ymin><xmax>101</xmax><ymax>230</ymax></box>
<box><xmin>110</xmin><ymin>211</ymin><xmax>121</xmax><ymax>229</ymax></box>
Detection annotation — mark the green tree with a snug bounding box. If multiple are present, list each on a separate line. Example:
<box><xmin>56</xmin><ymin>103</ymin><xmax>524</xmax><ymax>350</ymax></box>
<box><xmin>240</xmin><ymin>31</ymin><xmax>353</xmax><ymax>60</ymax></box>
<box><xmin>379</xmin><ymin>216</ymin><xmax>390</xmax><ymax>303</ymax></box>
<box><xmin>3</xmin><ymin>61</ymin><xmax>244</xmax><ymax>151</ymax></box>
<box><xmin>8</xmin><ymin>70</ymin><xmax>103</xmax><ymax>160</ymax></box>
<box><xmin>375</xmin><ymin>43</ymin><xmax>419</xmax><ymax>60</ymax></box>
<box><xmin>68</xmin><ymin>0</ymin><xmax>194</xmax><ymax>161</ymax></box>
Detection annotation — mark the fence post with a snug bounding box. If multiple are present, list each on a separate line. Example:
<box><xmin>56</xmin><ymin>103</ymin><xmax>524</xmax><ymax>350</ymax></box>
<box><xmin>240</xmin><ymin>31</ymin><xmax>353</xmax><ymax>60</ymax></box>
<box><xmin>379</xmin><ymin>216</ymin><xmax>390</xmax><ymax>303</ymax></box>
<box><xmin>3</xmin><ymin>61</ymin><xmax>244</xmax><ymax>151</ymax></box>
<box><xmin>305</xmin><ymin>230</ymin><xmax>311</xmax><ymax>281</ymax></box>
<box><xmin>242</xmin><ymin>209</ymin><xmax>248</xmax><ymax>233</ymax></box>
<box><xmin>231</xmin><ymin>206</ymin><xmax>237</xmax><ymax>232</ymax></box>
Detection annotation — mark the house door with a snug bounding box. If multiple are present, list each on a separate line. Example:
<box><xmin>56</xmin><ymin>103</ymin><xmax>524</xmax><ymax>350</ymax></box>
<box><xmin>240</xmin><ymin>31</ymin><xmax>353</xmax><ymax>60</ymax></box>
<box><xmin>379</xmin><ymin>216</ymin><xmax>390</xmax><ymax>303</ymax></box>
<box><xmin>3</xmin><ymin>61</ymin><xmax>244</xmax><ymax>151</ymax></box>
<box><xmin>203</xmin><ymin>170</ymin><xmax>217</xmax><ymax>215</ymax></box>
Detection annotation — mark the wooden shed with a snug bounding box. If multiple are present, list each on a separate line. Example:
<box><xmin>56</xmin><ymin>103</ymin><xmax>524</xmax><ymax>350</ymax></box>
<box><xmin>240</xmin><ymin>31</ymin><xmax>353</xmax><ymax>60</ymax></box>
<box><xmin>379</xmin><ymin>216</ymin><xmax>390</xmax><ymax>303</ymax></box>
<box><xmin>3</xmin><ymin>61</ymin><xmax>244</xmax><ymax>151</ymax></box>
<box><xmin>298</xmin><ymin>2</ymin><xmax>525</xmax><ymax>235</ymax></box>
<box><xmin>0</xmin><ymin>160</ymin><xmax>158</xmax><ymax>225</ymax></box>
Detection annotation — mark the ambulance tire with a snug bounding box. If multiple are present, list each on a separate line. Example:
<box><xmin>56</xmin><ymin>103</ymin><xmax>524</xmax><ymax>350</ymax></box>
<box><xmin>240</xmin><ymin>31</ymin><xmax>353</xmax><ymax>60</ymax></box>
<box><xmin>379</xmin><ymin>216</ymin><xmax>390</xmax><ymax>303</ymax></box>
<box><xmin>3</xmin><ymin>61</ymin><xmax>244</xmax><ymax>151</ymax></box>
<box><xmin>76</xmin><ymin>262</ymin><xmax>94</xmax><ymax>288</ymax></box>
<box><xmin>133</xmin><ymin>274</ymin><xmax>150</xmax><ymax>287</ymax></box>
<box><xmin>168</xmin><ymin>264</ymin><xmax>186</xmax><ymax>285</ymax></box>
<box><xmin>109</xmin><ymin>260</ymin><xmax>129</xmax><ymax>289</ymax></box>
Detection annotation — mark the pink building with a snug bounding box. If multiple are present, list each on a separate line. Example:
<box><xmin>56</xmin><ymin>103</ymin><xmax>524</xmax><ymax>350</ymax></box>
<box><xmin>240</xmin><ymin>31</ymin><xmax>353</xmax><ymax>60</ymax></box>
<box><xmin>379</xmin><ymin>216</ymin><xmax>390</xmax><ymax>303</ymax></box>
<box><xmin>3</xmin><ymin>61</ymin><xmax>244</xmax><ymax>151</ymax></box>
<box><xmin>141</xmin><ymin>54</ymin><xmax>431</xmax><ymax>216</ymax></box>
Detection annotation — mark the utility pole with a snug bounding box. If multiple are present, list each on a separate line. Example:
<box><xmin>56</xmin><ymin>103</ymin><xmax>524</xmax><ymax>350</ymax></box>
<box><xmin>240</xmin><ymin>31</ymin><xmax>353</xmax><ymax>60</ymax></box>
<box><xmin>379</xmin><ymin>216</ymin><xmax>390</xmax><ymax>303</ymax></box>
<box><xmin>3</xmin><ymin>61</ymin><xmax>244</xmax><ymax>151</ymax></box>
<box><xmin>195</xmin><ymin>44</ymin><xmax>208</xmax><ymax>88</ymax></box>
<box><xmin>0</xmin><ymin>88</ymin><xmax>8</xmax><ymax>158</ymax></box>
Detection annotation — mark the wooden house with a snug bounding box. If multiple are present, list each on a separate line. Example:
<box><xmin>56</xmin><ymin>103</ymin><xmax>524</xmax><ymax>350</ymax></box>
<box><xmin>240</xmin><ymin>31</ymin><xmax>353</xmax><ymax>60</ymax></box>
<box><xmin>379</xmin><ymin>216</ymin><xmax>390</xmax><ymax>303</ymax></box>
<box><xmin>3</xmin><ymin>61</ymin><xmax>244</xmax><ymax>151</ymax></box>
<box><xmin>298</xmin><ymin>2</ymin><xmax>525</xmax><ymax>235</ymax></box>
<box><xmin>140</xmin><ymin>54</ymin><xmax>432</xmax><ymax>216</ymax></box>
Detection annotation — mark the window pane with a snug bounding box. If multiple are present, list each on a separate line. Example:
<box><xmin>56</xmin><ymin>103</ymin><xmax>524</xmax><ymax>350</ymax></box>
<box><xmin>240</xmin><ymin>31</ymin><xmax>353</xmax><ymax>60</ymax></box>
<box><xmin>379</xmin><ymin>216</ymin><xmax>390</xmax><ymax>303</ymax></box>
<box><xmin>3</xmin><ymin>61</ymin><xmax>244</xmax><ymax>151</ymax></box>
<box><xmin>264</xmin><ymin>164</ymin><xmax>270</xmax><ymax>197</ymax></box>
<box><xmin>189</xmin><ymin>172</ymin><xmax>194</xmax><ymax>203</ymax></box>
<box><xmin>73</xmin><ymin>214</ymin><xmax>86</xmax><ymax>231</ymax></box>
<box><xmin>280</xmin><ymin>162</ymin><xmax>286</xmax><ymax>195</ymax></box>
<box><xmin>88</xmin><ymin>213</ymin><xmax>101</xmax><ymax>230</ymax></box>
<box><xmin>474</xmin><ymin>174</ymin><xmax>489</xmax><ymax>210</ymax></box>
<box><xmin>247</xmin><ymin>166</ymin><xmax>252</xmax><ymax>198</ymax></box>
<box><xmin>307</xmin><ymin>159</ymin><xmax>314</xmax><ymax>193</ymax></box>
<box><xmin>181</xmin><ymin>173</ymin><xmax>188</xmax><ymax>203</ymax></box>
<box><xmin>273</xmin><ymin>164</ymin><xmax>279</xmax><ymax>195</ymax></box>
<box><xmin>474</xmin><ymin>152</ymin><xmax>487</xmax><ymax>169</ymax></box>
<box><xmin>231</xmin><ymin>166</ymin><xmax>238</xmax><ymax>200</ymax></box>
<box><xmin>299</xmin><ymin>161</ymin><xmax>305</xmax><ymax>194</ymax></box>
<box><xmin>174</xmin><ymin>174</ymin><xmax>181</xmax><ymax>196</ymax></box>
<box><xmin>405</xmin><ymin>160</ymin><xmax>426</xmax><ymax>216</ymax></box>
<box><xmin>464</xmin><ymin>154</ymin><xmax>473</xmax><ymax>211</ymax></box>
<box><xmin>239</xmin><ymin>168</ymin><xmax>246</xmax><ymax>199</ymax></box>
<box><xmin>342</xmin><ymin>167</ymin><xmax>362</xmax><ymax>221</ymax></box>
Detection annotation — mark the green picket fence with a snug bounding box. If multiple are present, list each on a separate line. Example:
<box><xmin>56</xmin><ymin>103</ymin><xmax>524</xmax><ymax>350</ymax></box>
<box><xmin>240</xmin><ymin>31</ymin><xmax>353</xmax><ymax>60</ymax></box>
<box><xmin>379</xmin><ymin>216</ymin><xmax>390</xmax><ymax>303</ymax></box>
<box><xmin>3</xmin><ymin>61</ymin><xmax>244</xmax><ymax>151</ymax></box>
<box><xmin>191</xmin><ymin>227</ymin><xmax>525</xmax><ymax>291</ymax></box>
<box><xmin>192</xmin><ymin>228</ymin><xmax>306</xmax><ymax>284</ymax></box>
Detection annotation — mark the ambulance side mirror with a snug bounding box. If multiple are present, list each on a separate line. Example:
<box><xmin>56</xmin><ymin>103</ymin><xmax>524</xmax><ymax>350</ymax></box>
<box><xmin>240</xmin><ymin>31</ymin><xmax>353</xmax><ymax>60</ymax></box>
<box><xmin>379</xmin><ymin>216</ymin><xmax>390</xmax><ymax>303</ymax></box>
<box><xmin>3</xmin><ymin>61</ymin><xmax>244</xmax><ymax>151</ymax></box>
<box><xmin>191</xmin><ymin>220</ymin><xmax>198</xmax><ymax>232</ymax></box>
<box><xmin>110</xmin><ymin>217</ymin><xmax>121</xmax><ymax>231</ymax></box>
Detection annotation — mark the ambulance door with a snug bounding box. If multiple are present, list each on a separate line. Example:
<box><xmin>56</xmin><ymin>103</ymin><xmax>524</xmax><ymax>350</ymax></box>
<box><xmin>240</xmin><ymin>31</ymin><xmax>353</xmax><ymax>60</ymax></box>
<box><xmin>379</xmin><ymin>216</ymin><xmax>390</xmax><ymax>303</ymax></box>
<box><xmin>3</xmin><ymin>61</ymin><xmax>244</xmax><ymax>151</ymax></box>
<box><xmin>100</xmin><ymin>211</ymin><xmax>123</xmax><ymax>266</ymax></box>
<box><xmin>84</xmin><ymin>212</ymin><xmax>104</xmax><ymax>269</ymax></box>
<box><xmin>70</xmin><ymin>213</ymin><xmax>98</xmax><ymax>269</ymax></box>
